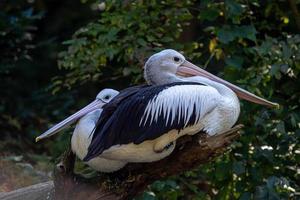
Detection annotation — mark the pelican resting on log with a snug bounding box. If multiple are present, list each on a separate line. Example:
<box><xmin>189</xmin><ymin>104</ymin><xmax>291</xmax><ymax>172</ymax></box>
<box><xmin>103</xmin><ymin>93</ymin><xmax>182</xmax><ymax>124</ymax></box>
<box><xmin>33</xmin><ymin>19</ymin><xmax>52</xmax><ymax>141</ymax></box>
<box><xmin>37</xmin><ymin>49</ymin><xmax>278</xmax><ymax>173</ymax></box>
<box><xmin>36</xmin><ymin>89</ymin><xmax>127</xmax><ymax>172</ymax></box>
<box><xmin>83</xmin><ymin>49</ymin><xmax>278</xmax><ymax>167</ymax></box>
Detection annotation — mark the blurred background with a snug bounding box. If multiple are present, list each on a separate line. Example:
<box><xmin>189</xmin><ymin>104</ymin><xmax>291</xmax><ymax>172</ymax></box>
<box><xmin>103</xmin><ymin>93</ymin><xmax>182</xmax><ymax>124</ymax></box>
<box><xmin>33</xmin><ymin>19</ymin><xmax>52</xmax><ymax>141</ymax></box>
<box><xmin>0</xmin><ymin>0</ymin><xmax>299</xmax><ymax>199</ymax></box>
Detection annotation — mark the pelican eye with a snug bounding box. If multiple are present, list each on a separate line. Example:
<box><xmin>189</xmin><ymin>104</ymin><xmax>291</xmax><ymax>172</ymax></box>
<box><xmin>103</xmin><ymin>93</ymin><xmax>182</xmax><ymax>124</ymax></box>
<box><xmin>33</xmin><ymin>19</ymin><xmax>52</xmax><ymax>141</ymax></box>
<box><xmin>173</xmin><ymin>56</ymin><xmax>180</xmax><ymax>62</ymax></box>
<box><xmin>103</xmin><ymin>95</ymin><xmax>110</xmax><ymax>100</ymax></box>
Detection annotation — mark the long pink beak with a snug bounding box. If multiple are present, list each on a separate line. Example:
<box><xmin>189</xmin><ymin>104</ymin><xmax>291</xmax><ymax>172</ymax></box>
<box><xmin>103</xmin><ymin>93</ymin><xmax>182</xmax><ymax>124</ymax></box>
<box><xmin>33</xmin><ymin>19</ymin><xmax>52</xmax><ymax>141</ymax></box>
<box><xmin>36</xmin><ymin>99</ymin><xmax>105</xmax><ymax>142</ymax></box>
<box><xmin>177</xmin><ymin>61</ymin><xmax>279</xmax><ymax>108</ymax></box>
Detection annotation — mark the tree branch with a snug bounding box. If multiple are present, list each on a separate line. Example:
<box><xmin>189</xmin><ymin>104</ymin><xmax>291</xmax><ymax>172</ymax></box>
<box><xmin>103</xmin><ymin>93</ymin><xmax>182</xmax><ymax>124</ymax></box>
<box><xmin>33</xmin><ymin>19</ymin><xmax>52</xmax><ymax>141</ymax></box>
<box><xmin>53</xmin><ymin>124</ymin><xmax>244</xmax><ymax>200</ymax></box>
<box><xmin>0</xmin><ymin>181</ymin><xmax>54</xmax><ymax>200</ymax></box>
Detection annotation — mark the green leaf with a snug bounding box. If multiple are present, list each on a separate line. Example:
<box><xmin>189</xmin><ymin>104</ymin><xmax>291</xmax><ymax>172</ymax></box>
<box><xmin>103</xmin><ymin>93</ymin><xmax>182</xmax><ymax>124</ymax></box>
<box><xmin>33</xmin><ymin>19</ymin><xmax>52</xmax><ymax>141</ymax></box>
<box><xmin>137</xmin><ymin>192</ymin><xmax>156</xmax><ymax>200</ymax></box>
<box><xmin>276</xmin><ymin>121</ymin><xmax>286</xmax><ymax>134</ymax></box>
<box><xmin>225</xmin><ymin>55</ymin><xmax>244</xmax><ymax>68</ymax></box>
<box><xmin>270</xmin><ymin>64</ymin><xmax>281</xmax><ymax>78</ymax></box>
<box><xmin>240</xmin><ymin>192</ymin><xmax>251</xmax><ymax>200</ymax></box>
<box><xmin>233</xmin><ymin>161</ymin><xmax>245</xmax><ymax>175</ymax></box>
<box><xmin>238</xmin><ymin>25</ymin><xmax>257</xmax><ymax>42</ymax></box>
<box><xmin>254</xmin><ymin>186</ymin><xmax>268</xmax><ymax>200</ymax></box>
<box><xmin>282</xmin><ymin>43</ymin><xmax>292</xmax><ymax>59</ymax></box>
<box><xmin>217</xmin><ymin>25</ymin><xmax>257</xmax><ymax>43</ymax></box>
<box><xmin>199</xmin><ymin>8</ymin><xmax>219</xmax><ymax>21</ymax></box>
<box><xmin>215</xmin><ymin>162</ymin><xmax>231</xmax><ymax>181</ymax></box>
<box><xmin>257</xmin><ymin>39</ymin><xmax>273</xmax><ymax>55</ymax></box>
<box><xmin>225</xmin><ymin>0</ymin><xmax>244</xmax><ymax>23</ymax></box>
<box><xmin>217</xmin><ymin>26</ymin><xmax>236</xmax><ymax>44</ymax></box>
<box><xmin>137</xmin><ymin>38</ymin><xmax>147</xmax><ymax>46</ymax></box>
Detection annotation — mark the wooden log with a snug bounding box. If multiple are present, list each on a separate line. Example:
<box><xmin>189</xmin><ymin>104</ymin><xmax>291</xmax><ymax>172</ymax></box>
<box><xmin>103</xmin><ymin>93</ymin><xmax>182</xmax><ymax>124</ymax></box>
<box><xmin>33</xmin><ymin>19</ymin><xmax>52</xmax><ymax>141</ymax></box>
<box><xmin>53</xmin><ymin>124</ymin><xmax>244</xmax><ymax>200</ymax></box>
<box><xmin>0</xmin><ymin>181</ymin><xmax>54</xmax><ymax>200</ymax></box>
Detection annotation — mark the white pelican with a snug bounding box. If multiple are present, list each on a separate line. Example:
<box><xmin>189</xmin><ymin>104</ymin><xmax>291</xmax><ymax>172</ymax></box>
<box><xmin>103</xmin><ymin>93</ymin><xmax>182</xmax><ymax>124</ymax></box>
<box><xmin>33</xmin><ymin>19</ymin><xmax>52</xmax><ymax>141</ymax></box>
<box><xmin>36</xmin><ymin>89</ymin><xmax>126</xmax><ymax>172</ymax></box>
<box><xmin>83</xmin><ymin>49</ymin><xmax>278</xmax><ymax>166</ymax></box>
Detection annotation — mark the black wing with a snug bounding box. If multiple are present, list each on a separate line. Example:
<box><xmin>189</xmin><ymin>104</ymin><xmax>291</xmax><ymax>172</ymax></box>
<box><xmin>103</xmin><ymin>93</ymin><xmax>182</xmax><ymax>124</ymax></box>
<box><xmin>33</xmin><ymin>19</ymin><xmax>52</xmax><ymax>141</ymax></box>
<box><xmin>83</xmin><ymin>82</ymin><xmax>204</xmax><ymax>161</ymax></box>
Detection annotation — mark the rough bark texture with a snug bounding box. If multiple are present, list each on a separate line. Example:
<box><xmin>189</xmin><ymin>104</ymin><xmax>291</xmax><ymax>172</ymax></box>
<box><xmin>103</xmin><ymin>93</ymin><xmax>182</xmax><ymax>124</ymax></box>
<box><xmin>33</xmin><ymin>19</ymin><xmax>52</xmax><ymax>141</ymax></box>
<box><xmin>0</xmin><ymin>181</ymin><xmax>54</xmax><ymax>200</ymax></box>
<box><xmin>54</xmin><ymin>124</ymin><xmax>243</xmax><ymax>200</ymax></box>
<box><xmin>0</xmin><ymin>124</ymin><xmax>243</xmax><ymax>200</ymax></box>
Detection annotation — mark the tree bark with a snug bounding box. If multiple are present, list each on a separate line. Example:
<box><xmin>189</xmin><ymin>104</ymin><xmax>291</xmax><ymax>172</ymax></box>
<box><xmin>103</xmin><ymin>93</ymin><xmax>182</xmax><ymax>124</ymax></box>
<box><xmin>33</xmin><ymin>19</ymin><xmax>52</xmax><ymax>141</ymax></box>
<box><xmin>0</xmin><ymin>181</ymin><xmax>54</xmax><ymax>200</ymax></box>
<box><xmin>53</xmin><ymin>124</ymin><xmax>244</xmax><ymax>200</ymax></box>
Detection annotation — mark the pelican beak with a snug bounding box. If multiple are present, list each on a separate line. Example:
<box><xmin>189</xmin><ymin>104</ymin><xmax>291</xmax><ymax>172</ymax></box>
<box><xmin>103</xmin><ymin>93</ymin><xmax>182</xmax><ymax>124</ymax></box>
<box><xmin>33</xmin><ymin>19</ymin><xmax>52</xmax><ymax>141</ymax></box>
<box><xmin>35</xmin><ymin>99</ymin><xmax>105</xmax><ymax>142</ymax></box>
<box><xmin>177</xmin><ymin>60</ymin><xmax>279</xmax><ymax>108</ymax></box>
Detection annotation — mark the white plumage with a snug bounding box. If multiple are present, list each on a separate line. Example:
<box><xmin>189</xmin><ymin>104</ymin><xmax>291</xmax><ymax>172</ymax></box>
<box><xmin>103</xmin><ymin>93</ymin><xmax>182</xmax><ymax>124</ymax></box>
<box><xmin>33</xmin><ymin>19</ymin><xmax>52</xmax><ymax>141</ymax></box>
<box><xmin>72</xmin><ymin>109</ymin><xmax>126</xmax><ymax>172</ymax></box>
<box><xmin>140</xmin><ymin>84</ymin><xmax>221</xmax><ymax>128</ymax></box>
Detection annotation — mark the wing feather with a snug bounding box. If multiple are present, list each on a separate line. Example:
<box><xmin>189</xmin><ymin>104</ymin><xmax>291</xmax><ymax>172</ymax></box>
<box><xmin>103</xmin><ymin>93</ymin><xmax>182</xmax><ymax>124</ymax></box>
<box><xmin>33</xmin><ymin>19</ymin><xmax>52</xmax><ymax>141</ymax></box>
<box><xmin>84</xmin><ymin>82</ymin><xmax>221</xmax><ymax>161</ymax></box>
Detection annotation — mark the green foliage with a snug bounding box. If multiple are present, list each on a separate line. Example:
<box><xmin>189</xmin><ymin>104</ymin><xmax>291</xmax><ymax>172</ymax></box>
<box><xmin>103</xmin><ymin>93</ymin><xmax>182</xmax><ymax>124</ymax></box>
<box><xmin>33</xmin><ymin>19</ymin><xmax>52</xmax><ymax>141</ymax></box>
<box><xmin>0</xmin><ymin>2</ymin><xmax>43</xmax><ymax>68</ymax></box>
<box><xmin>56</xmin><ymin>0</ymin><xmax>194</xmax><ymax>91</ymax></box>
<box><xmin>0</xmin><ymin>0</ymin><xmax>97</xmax><ymax>157</ymax></box>
<box><xmin>0</xmin><ymin>0</ymin><xmax>43</xmax><ymax>140</ymax></box>
<box><xmin>1</xmin><ymin>0</ymin><xmax>300</xmax><ymax>199</ymax></box>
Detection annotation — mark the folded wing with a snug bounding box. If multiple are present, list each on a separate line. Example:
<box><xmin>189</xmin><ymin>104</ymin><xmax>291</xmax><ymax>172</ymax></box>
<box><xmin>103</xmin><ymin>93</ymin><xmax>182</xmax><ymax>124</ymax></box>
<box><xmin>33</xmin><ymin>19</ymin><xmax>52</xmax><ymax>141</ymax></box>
<box><xmin>84</xmin><ymin>82</ymin><xmax>221</xmax><ymax>161</ymax></box>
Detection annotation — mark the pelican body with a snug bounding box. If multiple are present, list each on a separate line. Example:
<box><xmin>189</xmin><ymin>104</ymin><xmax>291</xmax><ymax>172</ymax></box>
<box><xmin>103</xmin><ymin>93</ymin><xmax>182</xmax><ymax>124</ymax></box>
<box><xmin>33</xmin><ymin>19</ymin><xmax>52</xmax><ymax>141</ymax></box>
<box><xmin>37</xmin><ymin>49</ymin><xmax>278</xmax><ymax>173</ymax></box>
<box><xmin>36</xmin><ymin>89</ymin><xmax>126</xmax><ymax>172</ymax></box>
<box><xmin>83</xmin><ymin>49</ymin><xmax>278</xmax><ymax>163</ymax></box>
<box><xmin>72</xmin><ymin>109</ymin><xmax>126</xmax><ymax>172</ymax></box>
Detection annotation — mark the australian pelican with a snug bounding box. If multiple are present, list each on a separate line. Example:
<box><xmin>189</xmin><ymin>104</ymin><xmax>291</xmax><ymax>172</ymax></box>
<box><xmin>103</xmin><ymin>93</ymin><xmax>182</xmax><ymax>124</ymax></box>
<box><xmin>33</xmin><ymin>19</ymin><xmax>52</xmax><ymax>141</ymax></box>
<box><xmin>36</xmin><ymin>89</ymin><xmax>127</xmax><ymax>172</ymax></box>
<box><xmin>37</xmin><ymin>49</ymin><xmax>278</xmax><ymax>173</ymax></box>
<box><xmin>83</xmin><ymin>49</ymin><xmax>278</xmax><ymax>165</ymax></box>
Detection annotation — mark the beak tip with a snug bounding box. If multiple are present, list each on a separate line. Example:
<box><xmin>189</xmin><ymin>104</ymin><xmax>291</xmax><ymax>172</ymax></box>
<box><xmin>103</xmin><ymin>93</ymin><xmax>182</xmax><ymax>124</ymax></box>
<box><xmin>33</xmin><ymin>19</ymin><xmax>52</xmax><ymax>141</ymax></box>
<box><xmin>274</xmin><ymin>103</ymin><xmax>280</xmax><ymax>110</ymax></box>
<box><xmin>35</xmin><ymin>137</ymin><xmax>41</xmax><ymax>142</ymax></box>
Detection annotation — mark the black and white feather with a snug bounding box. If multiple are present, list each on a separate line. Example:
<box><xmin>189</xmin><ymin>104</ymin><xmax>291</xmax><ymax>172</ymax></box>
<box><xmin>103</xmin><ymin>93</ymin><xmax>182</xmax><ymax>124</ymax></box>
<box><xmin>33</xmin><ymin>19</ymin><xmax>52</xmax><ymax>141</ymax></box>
<box><xmin>83</xmin><ymin>82</ymin><xmax>222</xmax><ymax>162</ymax></box>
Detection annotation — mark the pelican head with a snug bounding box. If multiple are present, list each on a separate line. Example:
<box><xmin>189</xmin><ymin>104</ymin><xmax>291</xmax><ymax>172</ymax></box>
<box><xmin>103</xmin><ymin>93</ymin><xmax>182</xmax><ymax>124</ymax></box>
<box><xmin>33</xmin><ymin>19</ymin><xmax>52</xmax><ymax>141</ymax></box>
<box><xmin>144</xmin><ymin>49</ymin><xmax>279</xmax><ymax>108</ymax></box>
<box><xmin>36</xmin><ymin>88</ymin><xmax>119</xmax><ymax>142</ymax></box>
<box><xmin>144</xmin><ymin>49</ymin><xmax>185</xmax><ymax>85</ymax></box>
<box><xmin>96</xmin><ymin>88</ymin><xmax>119</xmax><ymax>103</ymax></box>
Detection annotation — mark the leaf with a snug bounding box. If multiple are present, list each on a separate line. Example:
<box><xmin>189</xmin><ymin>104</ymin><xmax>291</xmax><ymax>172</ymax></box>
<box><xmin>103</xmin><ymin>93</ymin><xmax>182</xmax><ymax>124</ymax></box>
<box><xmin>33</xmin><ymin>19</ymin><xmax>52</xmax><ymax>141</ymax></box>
<box><xmin>165</xmin><ymin>180</ymin><xmax>178</xmax><ymax>188</ymax></box>
<box><xmin>215</xmin><ymin>162</ymin><xmax>231</xmax><ymax>181</ymax></box>
<box><xmin>199</xmin><ymin>8</ymin><xmax>219</xmax><ymax>21</ymax></box>
<box><xmin>151</xmin><ymin>181</ymin><xmax>165</xmax><ymax>191</ymax></box>
<box><xmin>282</xmin><ymin>43</ymin><xmax>292</xmax><ymax>59</ymax></box>
<box><xmin>254</xmin><ymin>186</ymin><xmax>268</xmax><ymax>200</ymax></box>
<box><xmin>257</xmin><ymin>39</ymin><xmax>273</xmax><ymax>55</ymax></box>
<box><xmin>217</xmin><ymin>26</ymin><xmax>235</xmax><ymax>44</ymax></box>
<box><xmin>137</xmin><ymin>38</ymin><xmax>147</xmax><ymax>46</ymax></box>
<box><xmin>209</xmin><ymin>38</ymin><xmax>217</xmax><ymax>52</ymax></box>
<box><xmin>270</xmin><ymin>64</ymin><xmax>280</xmax><ymax>77</ymax></box>
<box><xmin>240</xmin><ymin>192</ymin><xmax>251</xmax><ymax>200</ymax></box>
<box><xmin>137</xmin><ymin>192</ymin><xmax>156</xmax><ymax>200</ymax></box>
<box><xmin>225</xmin><ymin>55</ymin><xmax>244</xmax><ymax>68</ymax></box>
<box><xmin>238</xmin><ymin>25</ymin><xmax>257</xmax><ymax>42</ymax></box>
<box><xmin>276</xmin><ymin>121</ymin><xmax>286</xmax><ymax>134</ymax></box>
<box><xmin>217</xmin><ymin>25</ymin><xmax>257</xmax><ymax>43</ymax></box>
<box><xmin>225</xmin><ymin>0</ymin><xmax>244</xmax><ymax>23</ymax></box>
<box><xmin>233</xmin><ymin>161</ymin><xmax>245</xmax><ymax>175</ymax></box>
<box><xmin>280</xmin><ymin>64</ymin><xmax>289</xmax><ymax>74</ymax></box>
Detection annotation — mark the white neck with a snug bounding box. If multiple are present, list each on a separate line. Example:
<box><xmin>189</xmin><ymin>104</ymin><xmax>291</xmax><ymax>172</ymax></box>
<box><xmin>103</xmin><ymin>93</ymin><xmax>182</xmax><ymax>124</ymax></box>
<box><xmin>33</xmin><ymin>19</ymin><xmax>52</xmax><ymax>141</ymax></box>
<box><xmin>145</xmin><ymin>71</ymin><xmax>182</xmax><ymax>85</ymax></box>
<box><xmin>184</xmin><ymin>76</ymin><xmax>238</xmax><ymax>100</ymax></box>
